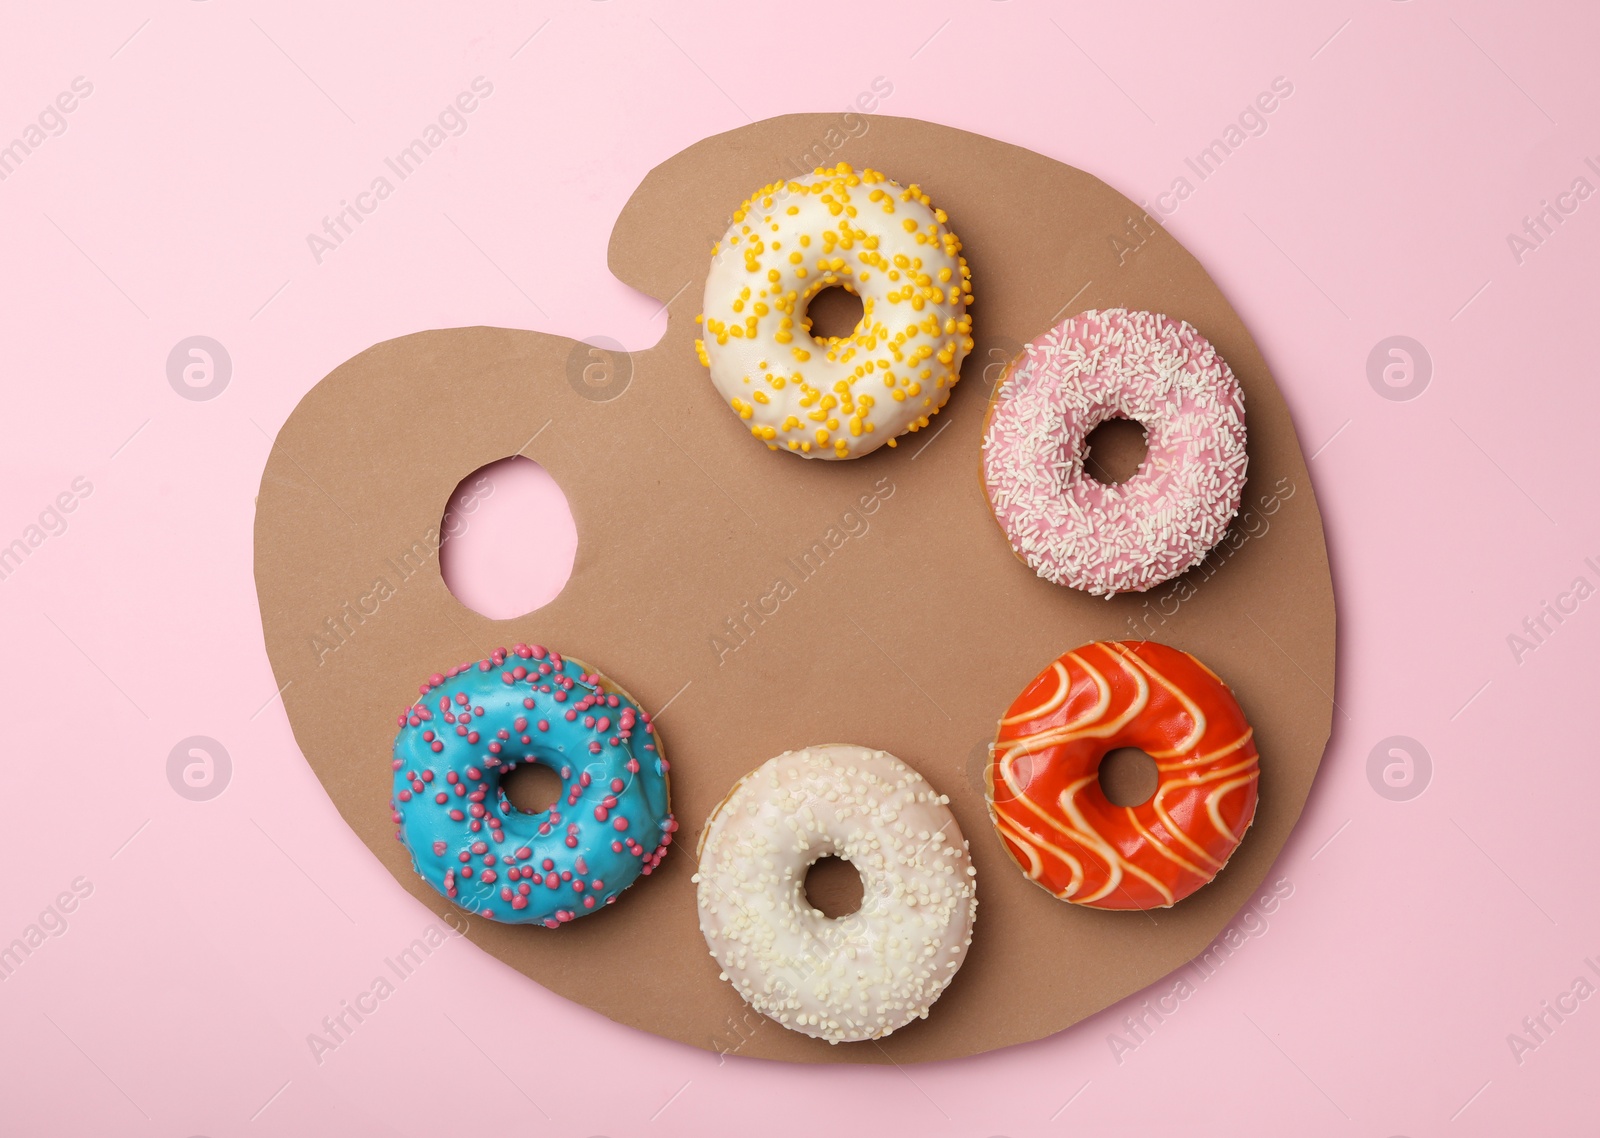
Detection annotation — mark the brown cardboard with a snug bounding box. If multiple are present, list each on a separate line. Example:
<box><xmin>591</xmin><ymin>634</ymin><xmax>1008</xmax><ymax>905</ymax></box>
<box><xmin>253</xmin><ymin>114</ymin><xmax>1336</xmax><ymax>1063</ymax></box>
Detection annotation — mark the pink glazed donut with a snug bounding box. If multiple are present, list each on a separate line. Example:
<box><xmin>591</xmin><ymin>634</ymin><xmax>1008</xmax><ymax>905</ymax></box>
<box><xmin>982</xmin><ymin>308</ymin><xmax>1247</xmax><ymax>597</ymax></box>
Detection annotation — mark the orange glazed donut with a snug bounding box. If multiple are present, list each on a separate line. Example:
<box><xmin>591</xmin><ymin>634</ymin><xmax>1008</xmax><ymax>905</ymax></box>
<box><xmin>986</xmin><ymin>640</ymin><xmax>1259</xmax><ymax>910</ymax></box>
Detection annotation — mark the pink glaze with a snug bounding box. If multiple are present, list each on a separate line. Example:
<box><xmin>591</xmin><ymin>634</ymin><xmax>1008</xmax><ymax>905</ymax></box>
<box><xmin>981</xmin><ymin>308</ymin><xmax>1248</xmax><ymax>597</ymax></box>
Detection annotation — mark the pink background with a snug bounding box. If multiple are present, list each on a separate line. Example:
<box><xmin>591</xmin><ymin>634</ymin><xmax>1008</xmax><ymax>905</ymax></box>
<box><xmin>3</xmin><ymin>1</ymin><xmax>1597</xmax><ymax>1134</ymax></box>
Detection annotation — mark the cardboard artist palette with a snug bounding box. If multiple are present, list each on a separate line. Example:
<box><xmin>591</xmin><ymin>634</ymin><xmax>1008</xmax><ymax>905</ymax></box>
<box><xmin>253</xmin><ymin>114</ymin><xmax>1336</xmax><ymax>1063</ymax></box>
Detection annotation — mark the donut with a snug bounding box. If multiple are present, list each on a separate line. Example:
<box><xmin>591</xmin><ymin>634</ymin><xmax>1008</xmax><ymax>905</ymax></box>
<box><xmin>986</xmin><ymin>640</ymin><xmax>1258</xmax><ymax>910</ymax></box>
<box><xmin>696</xmin><ymin>163</ymin><xmax>974</xmax><ymax>460</ymax></box>
<box><xmin>693</xmin><ymin>745</ymin><xmax>977</xmax><ymax>1043</ymax></box>
<box><xmin>390</xmin><ymin>644</ymin><xmax>675</xmax><ymax>926</ymax></box>
<box><xmin>982</xmin><ymin>308</ymin><xmax>1247</xmax><ymax>596</ymax></box>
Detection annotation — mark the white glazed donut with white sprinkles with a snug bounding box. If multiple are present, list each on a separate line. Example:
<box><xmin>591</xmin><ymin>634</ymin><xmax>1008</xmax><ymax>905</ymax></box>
<box><xmin>693</xmin><ymin>744</ymin><xmax>977</xmax><ymax>1044</ymax></box>
<box><xmin>696</xmin><ymin>164</ymin><xmax>973</xmax><ymax>459</ymax></box>
<box><xmin>982</xmin><ymin>308</ymin><xmax>1248</xmax><ymax>597</ymax></box>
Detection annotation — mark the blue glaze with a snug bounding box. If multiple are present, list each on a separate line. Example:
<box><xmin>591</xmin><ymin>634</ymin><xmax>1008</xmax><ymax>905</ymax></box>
<box><xmin>391</xmin><ymin>644</ymin><xmax>674</xmax><ymax>926</ymax></box>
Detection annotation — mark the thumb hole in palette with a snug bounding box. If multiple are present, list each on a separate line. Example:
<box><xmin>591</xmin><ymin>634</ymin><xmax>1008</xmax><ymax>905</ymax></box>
<box><xmin>438</xmin><ymin>456</ymin><xmax>578</xmax><ymax>620</ymax></box>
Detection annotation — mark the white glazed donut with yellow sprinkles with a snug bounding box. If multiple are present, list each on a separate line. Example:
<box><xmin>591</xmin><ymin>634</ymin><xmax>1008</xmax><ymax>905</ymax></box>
<box><xmin>696</xmin><ymin>164</ymin><xmax>974</xmax><ymax>459</ymax></box>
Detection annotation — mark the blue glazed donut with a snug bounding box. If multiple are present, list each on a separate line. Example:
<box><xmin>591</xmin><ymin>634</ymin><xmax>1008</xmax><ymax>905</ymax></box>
<box><xmin>390</xmin><ymin>644</ymin><xmax>675</xmax><ymax>926</ymax></box>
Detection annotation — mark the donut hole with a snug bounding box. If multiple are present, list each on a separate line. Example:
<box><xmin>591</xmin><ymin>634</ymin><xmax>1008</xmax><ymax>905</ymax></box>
<box><xmin>803</xmin><ymin>285</ymin><xmax>865</xmax><ymax>342</ymax></box>
<box><xmin>1082</xmin><ymin>417</ymin><xmax>1149</xmax><ymax>485</ymax></box>
<box><xmin>1099</xmin><ymin>747</ymin><xmax>1160</xmax><ymax>806</ymax></box>
<box><xmin>803</xmin><ymin>855</ymin><xmax>864</xmax><ymax>919</ymax></box>
<box><xmin>438</xmin><ymin>456</ymin><xmax>577</xmax><ymax>620</ymax></box>
<box><xmin>501</xmin><ymin>762</ymin><xmax>564</xmax><ymax>815</ymax></box>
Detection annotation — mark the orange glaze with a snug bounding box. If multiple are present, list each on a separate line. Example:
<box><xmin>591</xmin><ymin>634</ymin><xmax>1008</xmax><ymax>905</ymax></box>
<box><xmin>987</xmin><ymin>640</ymin><xmax>1259</xmax><ymax>910</ymax></box>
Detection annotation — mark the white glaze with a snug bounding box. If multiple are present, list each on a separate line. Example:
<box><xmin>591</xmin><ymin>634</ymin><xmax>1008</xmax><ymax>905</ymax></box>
<box><xmin>693</xmin><ymin>744</ymin><xmax>978</xmax><ymax>1044</ymax></box>
<box><xmin>697</xmin><ymin>166</ymin><xmax>973</xmax><ymax>459</ymax></box>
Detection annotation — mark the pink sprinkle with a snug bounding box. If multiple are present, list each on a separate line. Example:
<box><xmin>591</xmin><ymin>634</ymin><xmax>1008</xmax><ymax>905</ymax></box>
<box><xmin>565</xmin><ymin>836</ymin><xmax>578</xmax><ymax>848</ymax></box>
<box><xmin>449</xmin><ymin>809</ymin><xmax>465</xmax><ymax>821</ymax></box>
<box><xmin>583</xmin><ymin>896</ymin><xmax>596</xmax><ymax>909</ymax></box>
<box><xmin>612</xmin><ymin>817</ymin><xmax>628</xmax><ymax>831</ymax></box>
<box><xmin>430</xmin><ymin>741</ymin><xmax>443</xmax><ymax>753</ymax></box>
<box><xmin>596</xmin><ymin>717</ymin><xmax>611</xmax><ymax>733</ymax></box>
